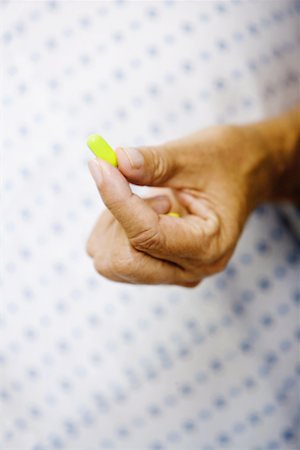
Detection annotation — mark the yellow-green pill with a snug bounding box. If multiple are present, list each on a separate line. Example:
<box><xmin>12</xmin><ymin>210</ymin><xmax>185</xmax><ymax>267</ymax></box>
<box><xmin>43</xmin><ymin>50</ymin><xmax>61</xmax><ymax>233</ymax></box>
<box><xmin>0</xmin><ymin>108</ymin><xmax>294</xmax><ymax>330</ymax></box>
<box><xmin>87</xmin><ymin>134</ymin><xmax>118</xmax><ymax>167</ymax></box>
<box><xmin>87</xmin><ymin>135</ymin><xmax>180</xmax><ymax>218</ymax></box>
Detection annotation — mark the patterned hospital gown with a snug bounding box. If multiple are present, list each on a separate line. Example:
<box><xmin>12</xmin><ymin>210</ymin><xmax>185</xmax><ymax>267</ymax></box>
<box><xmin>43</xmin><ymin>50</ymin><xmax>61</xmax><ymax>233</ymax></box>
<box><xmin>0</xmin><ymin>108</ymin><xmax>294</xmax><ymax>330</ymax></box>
<box><xmin>1</xmin><ymin>1</ymin><xmax>300</xmax><ymax>449</ymax></box>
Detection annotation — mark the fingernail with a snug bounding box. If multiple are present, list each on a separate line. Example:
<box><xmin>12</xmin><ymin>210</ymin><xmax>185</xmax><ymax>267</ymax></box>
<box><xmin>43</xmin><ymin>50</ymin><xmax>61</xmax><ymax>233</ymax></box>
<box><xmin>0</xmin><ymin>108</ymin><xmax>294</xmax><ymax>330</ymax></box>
<box><xmin>88</xmin><ymin>159</ymin><xmax>103</xmax><ymax>187</ymax></box>
<box><xmin>120</xmin><ymin>147</ymin><xmax>144</xmax><ymax>169</ymax></box>
<box><xmin>177</xmin><ymin>192</ymin><xmax>193</xmax><ymax>203</ymax></box>
<box><xmin>151</xmin><ymin>196</ymin><xmax>171</xmax><ymax>214</ymax></box>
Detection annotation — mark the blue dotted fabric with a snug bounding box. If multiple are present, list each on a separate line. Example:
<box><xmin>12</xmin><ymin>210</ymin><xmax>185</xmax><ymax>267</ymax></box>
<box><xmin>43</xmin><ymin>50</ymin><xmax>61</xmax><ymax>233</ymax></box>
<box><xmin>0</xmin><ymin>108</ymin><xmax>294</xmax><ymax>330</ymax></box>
<box><xmin>1</xmin><ymin>1</ymin><xmax>300</xmax><ymax>449</ymax></box>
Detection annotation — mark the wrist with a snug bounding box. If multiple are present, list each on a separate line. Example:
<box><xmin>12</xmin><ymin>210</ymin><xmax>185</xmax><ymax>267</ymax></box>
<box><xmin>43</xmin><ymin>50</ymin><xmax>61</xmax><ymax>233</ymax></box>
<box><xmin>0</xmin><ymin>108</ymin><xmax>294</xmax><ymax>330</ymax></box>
<box><xmin>243</xmin><ymin>105</ymin><xmax>300</xmax><ymax>208</ymax></box>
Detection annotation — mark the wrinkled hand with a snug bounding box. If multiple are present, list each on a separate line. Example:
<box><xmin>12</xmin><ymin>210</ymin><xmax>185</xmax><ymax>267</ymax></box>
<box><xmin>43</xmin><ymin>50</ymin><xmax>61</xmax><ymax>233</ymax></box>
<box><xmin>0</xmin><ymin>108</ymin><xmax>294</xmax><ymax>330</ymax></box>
<box><xmin>87</xmin><ymin>124</ymin><xmax>273</xmax><ymax>287</ymax></box>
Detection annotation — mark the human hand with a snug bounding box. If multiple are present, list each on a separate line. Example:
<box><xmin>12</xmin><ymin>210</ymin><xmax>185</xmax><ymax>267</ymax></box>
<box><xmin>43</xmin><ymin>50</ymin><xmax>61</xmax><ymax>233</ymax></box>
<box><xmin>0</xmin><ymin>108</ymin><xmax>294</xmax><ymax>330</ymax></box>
<box><xmin>86</xmin><ymin>116</ymin><xmax>297</xmax><ymax>287</ymax></box>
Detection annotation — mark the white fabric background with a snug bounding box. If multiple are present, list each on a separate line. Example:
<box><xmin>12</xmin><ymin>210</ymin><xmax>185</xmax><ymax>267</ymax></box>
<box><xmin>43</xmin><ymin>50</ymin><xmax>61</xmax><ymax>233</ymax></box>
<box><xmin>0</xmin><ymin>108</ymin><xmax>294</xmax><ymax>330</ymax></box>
<box><xmin>1</xmin><ymin>1</ymin><xmax>300</xmax><ymax>450</ymax></box>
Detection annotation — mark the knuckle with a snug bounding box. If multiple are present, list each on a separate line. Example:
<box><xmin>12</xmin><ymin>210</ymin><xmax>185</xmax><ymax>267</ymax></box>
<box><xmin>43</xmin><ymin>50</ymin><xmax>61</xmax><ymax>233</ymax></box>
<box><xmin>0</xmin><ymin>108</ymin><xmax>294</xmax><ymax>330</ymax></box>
<box><xmin>146</xmin><ymin>147</ymin><xmax>169</xmax><ymax>184</ymax></box>
<box><xmin>86</xmin><ymin>239</ymin><xmax>95</xmax><ymax>257</ymax></box>
<box><xmin>105</xmin><ymin>198</ymin><xmax>124</xmax><ymax>216</ymax></box>
<box><xmin>130</xmin><ymin>227</ymin><xmax>161</xmax><ymax>251</ymax></box>
<box><xmin>205</xmin><ymin>213</ymin><xmax>221</xmax><ymax>237</ymax></box>
<box><xmin>153</xmin><ymin>152</ymin><xmax>167</xmax><ymax>183</ymax></box>
<box><xmin>179</xmin><ymin>279</ymin><xmax>201</xmax><ymax>288</ymax></box>
<box><xmin>196</xmin><ymin>218</ymin><xmax>222</xmax><ymax>263</ymax></box>
<box><xmin>93</xmin><ymin>246</ymin><xmax>138</xmax><ymax>281</ymax></box>
<box><xmin>110</xmin><ymin>250</ymin><xmax>135</xmax><ymax>276</ymax></box>
<box><xmin>214</xmin><ymin>258</ymin><xmax>228</xmax><ymax>274</ymax></box>
<box><xmin>207</xmin><ymin>255</ymin><xmax>229</xmax><ymax>276</ymax></box>
<box><xmin>197</xmin><ymin>237</ymin><xmax>217</xmax><ymax>264</ymax></box>
<box><xmin>93</xmin><ymin>257</ymin><xmax>112</xmax><ymax>278</ymax></box>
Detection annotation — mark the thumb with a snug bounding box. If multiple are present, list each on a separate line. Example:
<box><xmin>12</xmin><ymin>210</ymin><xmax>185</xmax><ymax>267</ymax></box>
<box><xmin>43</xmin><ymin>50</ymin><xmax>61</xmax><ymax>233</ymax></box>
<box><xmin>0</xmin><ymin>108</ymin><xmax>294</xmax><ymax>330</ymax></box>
<box><xmin>115</xmin><ymin>145</ymin><xmax>179</xmax><ymax>187</ymax></box>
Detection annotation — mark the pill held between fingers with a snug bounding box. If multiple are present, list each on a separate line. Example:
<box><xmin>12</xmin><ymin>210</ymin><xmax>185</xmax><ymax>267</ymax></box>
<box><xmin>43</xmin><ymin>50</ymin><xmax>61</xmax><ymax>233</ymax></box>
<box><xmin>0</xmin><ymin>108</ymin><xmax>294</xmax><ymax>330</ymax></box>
<box><xmin>87</xmin><ymin>134</ymin><xmax>180</xmax><ymax>218</ymax></box>
<box><xmin>87</xmin><ymin>134</ymin><xmax>118</xmax><ymax>167</ymax></box>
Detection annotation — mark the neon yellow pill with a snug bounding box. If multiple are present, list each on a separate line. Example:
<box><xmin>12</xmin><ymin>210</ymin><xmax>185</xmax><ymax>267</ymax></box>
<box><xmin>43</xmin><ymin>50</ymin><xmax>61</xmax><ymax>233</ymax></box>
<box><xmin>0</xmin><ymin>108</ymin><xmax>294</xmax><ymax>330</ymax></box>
<box><xmin>87</xmin><ymin>134</ymin><xmax>118</xmax><ymax>167</ymax></box>
<box><xmin>168</xmin><ymin>212</ymin><xmax>180</xmax><ymax>217</ymax></box>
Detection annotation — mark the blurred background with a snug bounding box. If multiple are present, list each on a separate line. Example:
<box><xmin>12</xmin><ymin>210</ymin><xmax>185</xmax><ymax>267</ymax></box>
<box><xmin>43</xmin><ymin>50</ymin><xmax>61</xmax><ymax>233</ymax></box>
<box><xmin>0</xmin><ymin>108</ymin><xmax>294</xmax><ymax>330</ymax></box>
<box><xmin>1</xmin><ymin>1</ymin><xmax>300</xmax><ymax>449</ymax></box>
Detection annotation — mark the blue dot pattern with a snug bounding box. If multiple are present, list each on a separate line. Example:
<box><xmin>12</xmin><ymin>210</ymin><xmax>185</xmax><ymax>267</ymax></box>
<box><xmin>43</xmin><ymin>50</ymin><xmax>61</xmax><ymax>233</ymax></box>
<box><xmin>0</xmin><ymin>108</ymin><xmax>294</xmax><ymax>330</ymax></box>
<box><xmin>1</xmin><ymin>1</ymin><xmax>300</xmax><ymax>449</ymax></box>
